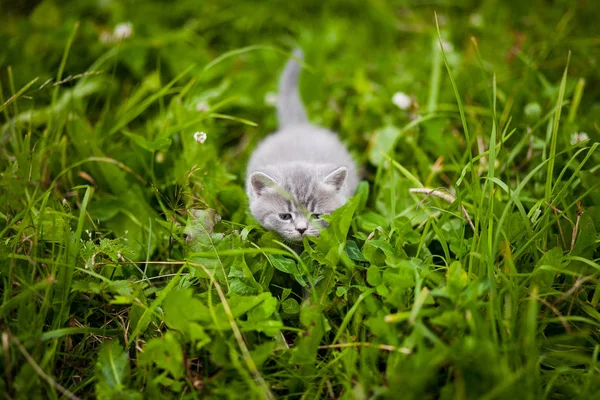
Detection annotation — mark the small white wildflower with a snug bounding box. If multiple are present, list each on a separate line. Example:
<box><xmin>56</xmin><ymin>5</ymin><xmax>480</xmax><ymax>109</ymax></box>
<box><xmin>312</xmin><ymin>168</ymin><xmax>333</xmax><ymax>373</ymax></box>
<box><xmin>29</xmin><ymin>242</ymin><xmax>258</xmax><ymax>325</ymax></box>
<box><xmin>194</xmin><ymin>131</ymin><xmax>207</xmax><ymax>144</ymax></box>
<box><xmin>440</xmin><ymin>39</ymin><xmax>454</xmax><ymax>53</ymax></box>
<box><xmin>392</xmin><ymin>92</ymin><xmax>412</xmax><ymax>110</ymax></box>
<box><xmin>155</xmin><ymin>152</ymin><xmax>165</xmax><ymax>163</ymax></box>
<box><xmin>113</xmin><ymin>22</ymin><xmax>133</xmax><ymax>40</ymax></box>
<box><xmin>264</xmin><ymin>92</ymin><xmax>278</xmax><ymax>106</ymax></box>
<box><xmin>195</xmin><ymin>101</ymin><xmax>209</xmax><ymax>112</ymax></box>
<box><xmin>570</xmin><ymin>132</ymin><xmax>589</xmax><ymax>145</ymax></box>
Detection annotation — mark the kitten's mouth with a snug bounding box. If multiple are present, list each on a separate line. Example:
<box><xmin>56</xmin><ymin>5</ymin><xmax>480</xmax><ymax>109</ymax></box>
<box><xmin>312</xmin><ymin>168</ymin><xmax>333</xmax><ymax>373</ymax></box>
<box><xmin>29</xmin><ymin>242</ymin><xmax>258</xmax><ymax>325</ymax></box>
<box><xmin>287</xmin><ymin>231</ymin><xmax>319</xmax><ymax>241</ymax></box>
<box><xmin>289</xmin><ymin>233</ymin><xmax>304</xmax><ymax>241</ymax></box>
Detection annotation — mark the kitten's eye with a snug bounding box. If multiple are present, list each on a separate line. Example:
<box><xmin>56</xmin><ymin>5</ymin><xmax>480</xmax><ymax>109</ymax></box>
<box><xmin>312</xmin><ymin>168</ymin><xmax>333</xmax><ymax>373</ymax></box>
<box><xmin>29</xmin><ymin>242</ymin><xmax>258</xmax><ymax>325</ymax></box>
<box><xmin>312</xmin><ymin>213</ymin><xmax>321</xmax><ymax>219</ymax></box>
<box><xmin>279</xmin><ymin>213</ymin><xmax>292</xmax><ymax>221</ymax></box>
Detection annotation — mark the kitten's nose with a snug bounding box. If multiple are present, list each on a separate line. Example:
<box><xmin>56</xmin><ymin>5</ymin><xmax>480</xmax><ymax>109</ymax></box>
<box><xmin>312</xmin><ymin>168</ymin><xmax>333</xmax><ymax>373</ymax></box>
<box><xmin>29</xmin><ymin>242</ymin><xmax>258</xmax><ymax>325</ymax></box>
<box><xmin>296</xmin><ymin>228</ymin><xmax>306</xmax><ymax>234</ymax></box>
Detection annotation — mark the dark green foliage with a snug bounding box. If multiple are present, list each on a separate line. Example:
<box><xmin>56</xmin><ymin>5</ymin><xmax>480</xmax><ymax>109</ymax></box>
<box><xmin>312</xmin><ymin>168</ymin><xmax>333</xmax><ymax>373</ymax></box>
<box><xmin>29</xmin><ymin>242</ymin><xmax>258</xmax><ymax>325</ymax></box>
<box><xmin>1</xmin><ymin>0</ymin><xmax>599</xmax><ymax>399</ymax></box>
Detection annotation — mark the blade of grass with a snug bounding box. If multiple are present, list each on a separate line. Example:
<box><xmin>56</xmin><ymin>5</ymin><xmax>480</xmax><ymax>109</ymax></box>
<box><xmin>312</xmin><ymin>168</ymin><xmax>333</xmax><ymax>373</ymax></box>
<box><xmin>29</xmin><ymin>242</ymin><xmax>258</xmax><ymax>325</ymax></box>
<box><xmin>544</xmin><ymin>52</ymin><xmax>570</xmax><ymax>247</ymax></box>
<box><xmin>434</xmin><ymin>12</ymin><xmax>476</xmax><ymax>192</ymax></box>
<box><xmin>567</xmin><ymin>78</ymin><xmax>585</xmax><ymax>123</ymax></box>
<box><xmin>53</xmin><ymin>186</ymin><xmax>93</xmax><ymax>329</ymax></box>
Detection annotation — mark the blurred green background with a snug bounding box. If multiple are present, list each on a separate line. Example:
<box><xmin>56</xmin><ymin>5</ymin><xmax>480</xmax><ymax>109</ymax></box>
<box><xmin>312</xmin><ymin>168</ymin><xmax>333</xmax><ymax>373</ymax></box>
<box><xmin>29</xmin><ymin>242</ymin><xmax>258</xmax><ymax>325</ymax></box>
<box><xmin>1</xmin><ymin>1</ymin><xmax>599</xmax><ymax>399</ymax></box>
<box><xmin>2</xmin><ymin>0</ymin><xmax>598</xmax><ymax>233</ymax></box>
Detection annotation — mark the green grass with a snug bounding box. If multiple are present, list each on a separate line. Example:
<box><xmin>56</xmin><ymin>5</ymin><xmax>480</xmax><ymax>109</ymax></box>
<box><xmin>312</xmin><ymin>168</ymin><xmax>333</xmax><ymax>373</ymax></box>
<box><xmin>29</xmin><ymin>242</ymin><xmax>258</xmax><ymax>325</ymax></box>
<box><xmin>1</xmin><ymin>0</ymin><xmax>600</xmax><ymax>399</ymax></box>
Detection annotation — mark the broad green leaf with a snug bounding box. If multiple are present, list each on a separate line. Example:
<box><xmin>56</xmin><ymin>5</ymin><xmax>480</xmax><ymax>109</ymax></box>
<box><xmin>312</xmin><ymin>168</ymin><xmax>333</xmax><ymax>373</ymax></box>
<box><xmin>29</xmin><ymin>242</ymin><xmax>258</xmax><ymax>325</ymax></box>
<box><xmin>188</xmin><ymin>323</ymin><xmax>212</xmax><ymax>350</ymax></box>
<box><xmin>356</xmin><ymin>211</ymin><xmax>389</xmax><ymax>232</ymax></box>
<box><xmin>163</xmin><ymin>289</ymin><xmax>211</xmax><ymax>331</ymax></box>
<box><xmin>250</xmin><ymin>342</ymin><xmax>277</xmax><ymax>367</ymax></box>
<box><xmin>281</xmin><ymin>298</ymin><xmax>300</xmax><ymax>314</ymax></box>
<box><xmin>228</xmin><ymin>256</ymin><xmax>262</xmax><ymax>295</ymax></box>
<box><xmin>383</xmin><ymin>259</ymin><xmax>417</xmax><ymax>290</ymax></box>
<box><xmin>247</xmin><ymin>293</ymin><xmax>277</xmax><ymax>320</ymax></box>
<box><xmin>224</xmin><ymin>292</ymin><xmax>275</xmax><ymax>320</ymax></box>
<box><xmin>446</xmin><ymin>261</ymin><xmax>468</xmax><ymax>300</ymax></box>
<box><xmin>346</xmin><ymin>240</ymin><xmax>368</xmax><ymax>262</ymax></box>
<box><xmin>367</xmin><ymin>265</ymin><xmax>382</xmax><ymax>286</ymax></box>
<box><xmin>95</xmin><ymin>340</ymin><xmax>139</xmax><ymax>400</ymax></box>
<box><xmin>376</xmin><ymin>283</ymin><xmax>390</xmax><ymax>297</ymax></box>
<box><xmin>534</xmin><ymin>247</ymin><xmax>563</xmax><ymax>290</ymax></box>
<box><xmin>363</xmin><ymin>240</ymin><xmax>391</xmax><ymax>266</ymax></box>
<box><xmin>141</xmin><ymin>332</ymin><xmax>184</xmax><ymax>379</ymax></box>
<box><xmin>269</xmin><ymin>254</ymin><xmax>300</xmax><ymax>275</ymax></box>
<box><xmin>239</xmin><ymin>319</ymin><xmax>283</xmax><ymax>337</ymax></box>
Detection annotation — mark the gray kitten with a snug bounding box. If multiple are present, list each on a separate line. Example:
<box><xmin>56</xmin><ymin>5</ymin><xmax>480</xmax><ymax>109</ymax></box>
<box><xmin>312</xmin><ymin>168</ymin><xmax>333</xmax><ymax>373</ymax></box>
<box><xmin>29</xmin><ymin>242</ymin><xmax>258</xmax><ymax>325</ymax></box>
<box><xmin>246</xmin><ymin>50</ymin><xmax>359</xmax><ymax>241</ymax></box>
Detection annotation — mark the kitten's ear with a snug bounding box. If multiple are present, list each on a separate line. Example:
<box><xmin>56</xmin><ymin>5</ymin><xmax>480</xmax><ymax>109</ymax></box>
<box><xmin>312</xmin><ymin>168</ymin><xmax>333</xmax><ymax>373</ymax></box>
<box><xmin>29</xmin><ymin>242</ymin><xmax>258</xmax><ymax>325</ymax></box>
<box><xmin>250</xmin><ymin>172</ymin><xmax>278</xmax><ymax>196</ymax></box>
<box><xmin>323</xmin><ymin>167</ymin><xmax>347</xmax><ymax>191</ymax></box>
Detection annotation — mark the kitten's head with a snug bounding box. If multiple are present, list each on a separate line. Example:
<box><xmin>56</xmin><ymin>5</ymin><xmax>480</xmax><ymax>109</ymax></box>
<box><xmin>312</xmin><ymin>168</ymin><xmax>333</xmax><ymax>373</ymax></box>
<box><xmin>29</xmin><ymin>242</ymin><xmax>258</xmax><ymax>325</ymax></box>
<box><xmin>248</xmin><ymin>165</ymin><xmax>348</xmax><ymax>241</ymax></box>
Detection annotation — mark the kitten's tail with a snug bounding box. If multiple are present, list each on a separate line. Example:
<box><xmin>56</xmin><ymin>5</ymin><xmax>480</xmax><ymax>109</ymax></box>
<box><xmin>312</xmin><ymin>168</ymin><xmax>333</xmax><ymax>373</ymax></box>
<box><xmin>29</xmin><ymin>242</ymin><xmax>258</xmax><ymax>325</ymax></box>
<box><xmin>277</xmin><ymin>49</ymin><xmax>308</xmax><ymax>128</ymax></box>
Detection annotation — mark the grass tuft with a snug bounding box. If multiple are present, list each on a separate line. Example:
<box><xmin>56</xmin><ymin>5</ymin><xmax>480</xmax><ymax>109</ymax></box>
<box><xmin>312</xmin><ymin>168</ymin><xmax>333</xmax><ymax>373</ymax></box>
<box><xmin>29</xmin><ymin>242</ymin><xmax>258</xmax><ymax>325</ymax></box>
<box><xmin>1</xmin><ymin>1</ymin><xmax>599</xmax><ymax>399</ymax></box>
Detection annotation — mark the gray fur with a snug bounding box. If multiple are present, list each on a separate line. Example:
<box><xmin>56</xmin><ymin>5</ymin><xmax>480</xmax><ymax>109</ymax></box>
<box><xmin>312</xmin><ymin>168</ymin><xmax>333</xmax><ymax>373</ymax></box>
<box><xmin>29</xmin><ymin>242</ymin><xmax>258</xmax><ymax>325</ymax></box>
<box><xmin>246</xmin><ymin>49</ymin><xmax>359</xmax><ymax>241</ymax></box>
<box><xmin>277</xmin><ymin>49</ymin><xmax>308</xmax><ymax>128</ymax></box>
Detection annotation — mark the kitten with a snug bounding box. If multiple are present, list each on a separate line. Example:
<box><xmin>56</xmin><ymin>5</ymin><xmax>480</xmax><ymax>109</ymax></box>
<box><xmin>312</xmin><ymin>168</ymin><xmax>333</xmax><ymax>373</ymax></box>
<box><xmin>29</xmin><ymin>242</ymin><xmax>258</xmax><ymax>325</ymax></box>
<box><xmin>246</xmin><ymin>49</ymin><xmax>359</xmax><ymax>241</ymax></box>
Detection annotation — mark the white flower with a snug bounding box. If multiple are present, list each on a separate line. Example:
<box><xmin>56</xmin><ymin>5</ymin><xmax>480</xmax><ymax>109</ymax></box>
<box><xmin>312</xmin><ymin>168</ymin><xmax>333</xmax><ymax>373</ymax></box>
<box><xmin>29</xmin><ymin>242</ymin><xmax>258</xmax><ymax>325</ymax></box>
<box><xmin>440</xmin><ymin>39</ymin><xmax>454</xmax><ymax>53</ymax></box>
<box><xmin>113</xmin><ymin>22</ymin><xmax>133</xmax><ymax>40</ymax></box>
<box><xmin>194</xmin><ymin>131</ymin><xmax>207</xmax><ymax>143</ymax></box>
<box><xmin>264</xmin><ymin>92</ymin><xmax>278</xmax><ymax>106</ymax></box>
<box><xmin>195</xmin><ymin>101</ymin><xmax>209</xmax><ymax>112</ymax></box>
<box><xmin>392</xmin><ymin>92</ymin><xmax>412</xmax><ymax>110</ymax></box>
<box><xmin>570</xmin><ymin>132</ymin><xmax>589</xmax><ymax>145</ymax></box>
<box><xmin>155</xmin><ymin>152</ymin><xmax>165</xmax><ymax>163</ymax></box>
